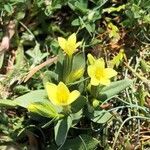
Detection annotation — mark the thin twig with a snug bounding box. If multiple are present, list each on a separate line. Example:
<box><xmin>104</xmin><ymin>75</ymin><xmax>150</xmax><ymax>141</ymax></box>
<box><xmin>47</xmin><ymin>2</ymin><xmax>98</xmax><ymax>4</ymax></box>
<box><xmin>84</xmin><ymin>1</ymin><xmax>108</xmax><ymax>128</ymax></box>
<box><xmin>24</xmin><ymin>56</ymin><xmax>58</xmax><ymax>82</ymax></box>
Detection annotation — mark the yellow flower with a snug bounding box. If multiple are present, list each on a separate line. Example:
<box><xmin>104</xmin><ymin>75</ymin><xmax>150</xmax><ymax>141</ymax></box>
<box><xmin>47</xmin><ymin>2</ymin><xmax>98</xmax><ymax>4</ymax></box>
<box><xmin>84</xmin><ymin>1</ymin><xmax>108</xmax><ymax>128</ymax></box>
<box><xmin>45</xmin><ymin>82</ymin><xmax>80</xmax><ymax>106</ymax></box>
<box><xmin>88</xmin><ymin>58</ymin><xmax>117</xmax><ymax>86</ymax></box>
<box><xmin>58</xmin><ymin>33</ymin><xmax>81</xmax><ymax>56</ymax></box>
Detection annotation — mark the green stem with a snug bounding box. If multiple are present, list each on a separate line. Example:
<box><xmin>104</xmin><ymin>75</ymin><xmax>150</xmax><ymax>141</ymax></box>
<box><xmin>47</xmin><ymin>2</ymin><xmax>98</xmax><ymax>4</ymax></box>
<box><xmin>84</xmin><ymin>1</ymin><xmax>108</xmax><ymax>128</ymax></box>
<box><xmin>63</xmin><ymin>55</ymin><xmax>73</xmax><ymax>82</ymax></box>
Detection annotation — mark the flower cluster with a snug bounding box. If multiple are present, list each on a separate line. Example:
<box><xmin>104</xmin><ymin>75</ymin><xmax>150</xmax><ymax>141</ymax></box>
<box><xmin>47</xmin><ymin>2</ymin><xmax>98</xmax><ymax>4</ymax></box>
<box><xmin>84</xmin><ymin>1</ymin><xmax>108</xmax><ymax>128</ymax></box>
<box><xmin>45</xmin><ymin>33</ymin><xmax>117</xmax><ymax>107</ymax></box>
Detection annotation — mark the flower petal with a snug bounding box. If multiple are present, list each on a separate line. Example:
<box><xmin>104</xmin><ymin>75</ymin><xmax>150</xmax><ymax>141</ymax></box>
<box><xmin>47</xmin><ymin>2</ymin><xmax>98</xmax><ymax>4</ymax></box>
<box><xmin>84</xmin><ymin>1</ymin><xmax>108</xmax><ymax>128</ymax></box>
<box><xmin>99</xmin><ymin>78</ymin><xmax>110</xmax><ymax>85</ymax></box>
<box><xmin>66</xmin><ymin>33</ymin><xmax>77</xmax><ymax>56</ymax></box>
<box><xmin>45</xmin><ymin>82</ymin><xmax>57</xmax><ymax>105</ymax></box>
<box><xmin>58</xmin><ymin>37</ymin><xmax>66</xmax><ymax>50</ymax></box>
<box><xmin>87</xmin><ymin>65</ymin><xmax>96</xmax><ymax>77</ymax></box>
<box><xmin>103</xmin><ymin>68</ymin><xmax>117</xmax><ymax>78</ymax></box>
<box><xmin>95</xmin><ymin>59</ymin><xmax>105</xmax><ymax>69</ymax></box>
<box><xmin>87</xmin><ymin>54</ymin><xmax>96</xmax><ymax>65</ymax></box>
<box><xmin>68</xmin><ymin>33</ymin><xmax>76</xmax><ymax>45</ymax></box>
<box><xmin>90</xmin><ymin>77</ymin><xmax>100</xmax><ymax>86</ymax></box>
<box><xmin>56</xmin><ymin>82</ymin><xmax>70</xmax><ymax>105</ymax></box>
<box><xmin>67</xmin><ymin>90</ymin><xmax>80</xmax><ymax>105</ymax></box>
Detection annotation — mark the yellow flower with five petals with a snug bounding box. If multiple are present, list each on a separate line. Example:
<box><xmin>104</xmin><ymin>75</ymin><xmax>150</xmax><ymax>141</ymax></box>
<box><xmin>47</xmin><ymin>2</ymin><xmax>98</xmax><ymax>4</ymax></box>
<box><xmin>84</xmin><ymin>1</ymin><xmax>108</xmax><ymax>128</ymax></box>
<box><xmin>45</xmin><ymin>82</ymin><xmax>80</xmax><ymax>106</ymax></box>
<box><xmin>88</xmin><ymin>57</ymin><xmax>117</xmax><ymax>86</ymax></box>
<box><xmin>58</xmin><ymin>33</ymin><xmax>81</xmax><ymax>56</ymax></box>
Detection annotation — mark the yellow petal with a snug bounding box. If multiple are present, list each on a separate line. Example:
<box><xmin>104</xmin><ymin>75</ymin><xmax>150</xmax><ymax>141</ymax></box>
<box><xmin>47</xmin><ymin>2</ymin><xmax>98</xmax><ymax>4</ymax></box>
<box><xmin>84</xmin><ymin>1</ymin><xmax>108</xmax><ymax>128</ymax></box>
<box><xmin>87</xmin><ymin>65</ymin><xmax>96</xmax><ymax>77</ymax></box>
<box><xmin>67</xmin><ymin>90</ymin><xmax>80</xmax><ymax>105</ymax></box>
<box><xmin>65</xmin><ymin>46</ymin><xmax>74</xmax><ymax>56</ymax></box>
<box><xmin>66</xmin><ymin>33</ymin><xmax>77</xmax><ymax>56</ymax></box>
<box><xmin>95</xmin><ymin>59</ymin><xmax>105</xmax><ymax>69</ymax></box>
<box><xmin>103</xmin><ymin>68</ymin><xmax>117</xmax><ymax>78</ymax></box>
<box><xmin>99</xmin><ymin>78</ymin><xmax>110</xmax><ymax>85</ymax></box>
<box><xmin>90</xmin><ymin>77</ymin><xmax>100</xmax><ymax>86</ymax></box>
<box><xmin>58</xmin><ymin>37</ymin><xmax>66</xmax><ymax>50</ymax></box>
<box><xmin>68</xmin><ymin>33</ymin><xmax>76</xmax><ymax>45</ymax></box>
<box><xmin>87</xmin><ymin>54</ymin><xmax>96</xmax><ymax>65</ymax></box>
<box><xmin>56</xmin><ymin>82</ymin><xmax>70</xmax><ymax>105</ymax></box>
<box><xmin>45</xmin><ymin>82</ymin><xmax>57</xmax><ymax>105</ymax></box>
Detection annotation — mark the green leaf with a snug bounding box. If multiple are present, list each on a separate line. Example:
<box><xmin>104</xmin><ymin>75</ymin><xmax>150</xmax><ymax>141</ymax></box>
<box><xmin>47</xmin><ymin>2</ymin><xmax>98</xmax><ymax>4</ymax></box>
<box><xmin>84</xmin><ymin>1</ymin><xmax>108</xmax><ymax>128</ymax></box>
<box><xmin>14</xmin><ymin>89</ymin><xmax>63</xmax><ymax>113</ymax></box>
<box><xmin>71</xmin><ymin>110</ymin><xmax>83</xmax><ymax>126</ymax></box>
<box><xmin>71</xmin><ymin>96</ymin><xmax>87</xmax><ymax>113</ymax></box>
<box><xmin>54</xmin><ymin>116</ymin><xmax>72</xmax><ymax>146</ymax></box>
<box><xmin>0</xmin><ymin>99</ymin><xmax>17</xmax><ymax>107</ymax></box>
<box><xmin>72</xmin><ymin>18</ymin><xmax>81</xmax><ymax>26</ymax></box>
<box><xmin>60</xmin><ymin>134</ymin><xmax>99</xmax><ymax>150</ymax></box>
<box><xmin>26</xmin><ymin>43</ymin><xmax>49</xmax><ymax>66</ymax></box>
<box><xmin>89</xmin><ymin>110</ymin><xmax>113</xmax><ymax>124</ymax></box>
<box><xmin>97</xmin><ymin>79</ymin><xmax>132</xmax><ymax>100</ymax></box>
<box><xmin>4</xmin><ymin>4</ymin><xmax>13</xmax><ymax>14</ymax></box>
<box><xmin>14</xmin><ymin>90</ymin><xmax>47</xmax><ymax>108</ymax></box>
<box><xmin>72</xmin><ymin>53</ymin><xmax>85</xmax><ymax>71</ymax></box>
<box><xmin>68</xmin><ymin>0</ymin><xmax>88</xmax><ymax>14</ymax></box>
<box><xmin>28</xmin><ymin>102</ymin><xmax>62</xmax><ymax>118</ymax></box>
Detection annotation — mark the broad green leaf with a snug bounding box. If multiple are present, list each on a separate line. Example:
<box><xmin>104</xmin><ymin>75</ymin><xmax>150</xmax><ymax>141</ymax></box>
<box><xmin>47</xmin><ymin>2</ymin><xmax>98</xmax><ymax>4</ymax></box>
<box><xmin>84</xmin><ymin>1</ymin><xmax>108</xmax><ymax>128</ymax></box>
<box><xmin>97</xmin><ymin>79</ymin><xmax>132</xmax><ymax>100</ymax></box>
<box><xmin>72</xmin><ymin>53</ymin><xmax>85</xmax><ymax>71</ymax></box>
<box><xmin>60</xmin><ymin>134</ymin><xmax>99</xmax><ymax>150</ymax></box>
<box><xmin>14</xmin><ymin>90</ymin><xmax>63</xmax><ymax>113</ymax></box>
<box><xmin>89</xmin><ymin>110</ymin><xmax>113</xmax><ymax>124</ymax></box>
<box><xmin>0</xmin><ymin>99</ymin><xmax>17</xmax><ymax>107</ymax></box>
<box><xmin>54</xmin><ymin>116</ymin><xmax>72</xmax><ymax>146</ymax></box>
<box><xmin>71</xmin><ymin>110</ymin><xmax>83</xmax><ymax>126</ymax></box>
<box><xmin>4</xmin><ymin>4</ymin><xmax>13</xmax><ymax>14</ymax></box>
<box><xmin>28</xmin><ymin>102</ymin><xmax>62</xmax><ymax>118</ymax></box>
<box><xmin>14</xmin><ymin>90</ymin><xmax>47</xmax><ymax>108</ymax></box>
<box><xmin>71</xmin><ymin>96</ymin><xmax>87</xmax><ymax>113</ymax></box>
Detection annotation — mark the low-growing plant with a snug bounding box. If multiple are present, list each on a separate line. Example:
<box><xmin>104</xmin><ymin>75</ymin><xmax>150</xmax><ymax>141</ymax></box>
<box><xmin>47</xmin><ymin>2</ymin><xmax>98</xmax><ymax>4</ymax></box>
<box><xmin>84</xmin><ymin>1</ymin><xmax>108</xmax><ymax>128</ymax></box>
<box><xmin>0</xmin><ymin>33</ymin><xmax>133</xmax><ymax>149</ymax></box>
